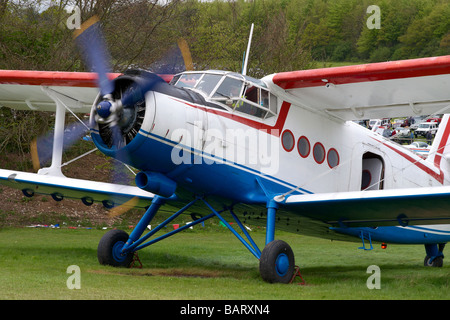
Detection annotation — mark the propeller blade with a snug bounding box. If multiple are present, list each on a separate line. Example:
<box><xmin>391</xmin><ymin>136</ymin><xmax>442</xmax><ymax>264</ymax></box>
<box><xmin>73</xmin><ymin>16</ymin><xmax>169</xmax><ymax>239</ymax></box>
<box><xmin>31</xmin><ymin>120</ymin><xmax>90</xmax><ymax>171</ymax></box>
<box><xmin>177</xmin><ymin>38</ymin><xmax>194</xmax><ymax>71</ymax></box>
<box><xmin>74</xmin><ymin>16</ymin><xmax>114</xmax><ymax>97</ymax></box>
<box><xmin>108</xmin><ymin>196</ymin><xmax>139</xmax><ymax>218</ymax></box>
<box><xmin>104</xmin><ymin>123</ymin><xmax>139</xmax><ymax>216</ymax></box>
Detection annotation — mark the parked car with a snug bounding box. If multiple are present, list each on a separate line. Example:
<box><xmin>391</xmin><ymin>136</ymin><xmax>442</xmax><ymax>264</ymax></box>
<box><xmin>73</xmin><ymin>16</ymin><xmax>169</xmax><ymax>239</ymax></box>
<box><xmin>391</xmin><ymin>127</ymin><xmax>412</xmax><ymax>144</ymax></box>
<box><xmin>405</xmin><ymin>141</ymin><xmax>431</xmax><ymax>158</ymax></box>
<box><xmin>426</xmin><ymin>117</ymin><xmax>441</xmax><ymax>124</ymax></box>
<box><xmin>410</xmin><ymin>116</ymin><xmax>427</xmax><ymax>130</ymax></box>
<box><xmin>369</xmin><ymin>119</ymin><xmax>381</xmax><ymax>130</ymax></box>
<box><xmin>414</xmin><ymin>122</ymin><xmax>438</xmax><ymax>137</ymax></box>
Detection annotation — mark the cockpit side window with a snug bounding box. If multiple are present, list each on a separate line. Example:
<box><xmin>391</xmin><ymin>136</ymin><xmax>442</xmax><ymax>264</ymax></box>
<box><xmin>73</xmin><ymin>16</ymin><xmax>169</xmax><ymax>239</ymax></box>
<box><xmin>235</xmin><ymin>85</ymin><xmax>266</xmax><ymax>118</ymax></box>
<box><xmin>232</xmin><ymin>84</ymin><xmax>277</xmax><ymax>119</ymax></box>
<box><xmin>268</xmin><ymin>92</ymin><xmax>278</xmax><ymax>117</ymax></box>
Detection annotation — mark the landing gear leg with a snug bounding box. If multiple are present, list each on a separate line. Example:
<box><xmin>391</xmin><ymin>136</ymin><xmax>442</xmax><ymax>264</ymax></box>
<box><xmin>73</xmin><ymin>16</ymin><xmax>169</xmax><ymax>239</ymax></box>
<box><xmin>259</xmin><ymin>200</ymin><xmax>296</xmax><ymax>283</ymax></box>
<box><xmin>424</xmin><ymin>243</ymin><xmax>445</xmax><ymax>267</ymax></box>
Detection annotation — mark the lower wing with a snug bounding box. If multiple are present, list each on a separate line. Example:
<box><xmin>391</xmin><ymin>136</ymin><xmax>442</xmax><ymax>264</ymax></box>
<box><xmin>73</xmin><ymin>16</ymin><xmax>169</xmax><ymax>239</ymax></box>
<box><xmin>277</xmin><ymin>186</ymin><xmax>450</xmax><ymax>228</ymax></box>
<box><xmin>0</xmin><ymin>169</ymin><xmax>153</xmax><ymax>210</ymax></box>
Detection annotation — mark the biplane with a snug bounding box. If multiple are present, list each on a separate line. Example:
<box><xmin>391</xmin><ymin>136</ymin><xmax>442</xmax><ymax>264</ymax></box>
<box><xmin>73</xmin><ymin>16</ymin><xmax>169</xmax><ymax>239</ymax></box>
<box><xmin>0</xmin><ymin>18</ymin><xmax>450</xmax><ymax>283</ymax></box>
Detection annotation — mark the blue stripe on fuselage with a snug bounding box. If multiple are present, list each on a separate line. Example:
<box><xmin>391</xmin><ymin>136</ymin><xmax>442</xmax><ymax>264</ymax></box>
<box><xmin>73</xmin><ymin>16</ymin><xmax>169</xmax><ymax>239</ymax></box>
<box><xmin>92</xmin><ymin>129</ymin><xmax>312</xmax><ymax>204</ymax></box>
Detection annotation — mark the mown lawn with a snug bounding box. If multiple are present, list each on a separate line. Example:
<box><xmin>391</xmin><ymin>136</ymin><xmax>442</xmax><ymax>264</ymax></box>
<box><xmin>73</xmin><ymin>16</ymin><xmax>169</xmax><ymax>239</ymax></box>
<box><xmin>0</xmin><ymin>227</ymin><xmax>449</xmax><ymax>302</ymax></box>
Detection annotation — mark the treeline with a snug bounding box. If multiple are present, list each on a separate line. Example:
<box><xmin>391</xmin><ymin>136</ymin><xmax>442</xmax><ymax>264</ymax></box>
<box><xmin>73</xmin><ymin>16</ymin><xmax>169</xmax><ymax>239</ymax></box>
<box><xmin>187</xmin><ymin>0</ymin><xmax>450</xmax><ymax>76</ymax></box>
<box><xmin>0</xmin><ymin>0</ymin><xmax>448</xmax><ymax>167</ymax></box>
<box><xmin>0</xmin><ymin>0</ymin><xmax>448</xmax><ymax>78</ymax></box>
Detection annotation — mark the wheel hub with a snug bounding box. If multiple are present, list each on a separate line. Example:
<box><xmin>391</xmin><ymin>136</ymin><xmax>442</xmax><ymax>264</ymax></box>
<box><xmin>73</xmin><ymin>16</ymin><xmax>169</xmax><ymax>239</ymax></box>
<box><xmin>275</xmin><ymin>253</ymin><xmax>289</xmax><ymax>276</ymax></box>
<box><xmin>112</xmin><ymin>241</ymin><xmax>128</xmax><ymax>263</ymax></box>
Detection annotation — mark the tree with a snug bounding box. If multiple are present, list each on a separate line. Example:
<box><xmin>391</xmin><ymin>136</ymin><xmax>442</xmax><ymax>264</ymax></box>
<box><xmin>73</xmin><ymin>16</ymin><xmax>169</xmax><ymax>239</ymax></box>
<box><xmin>399</xmin><ymin>1</ymin><xmax>450</xmax><ymax>58</ymax></box>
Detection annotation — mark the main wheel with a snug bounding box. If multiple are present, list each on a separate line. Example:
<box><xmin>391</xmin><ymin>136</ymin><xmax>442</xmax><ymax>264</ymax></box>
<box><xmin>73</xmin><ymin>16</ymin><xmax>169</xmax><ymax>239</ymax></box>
<box><xmin>98</xmin><ymin>229</ymin><xmax>134</xmax><ymax>267</ymax></box>
<box><xmin>259</xmin><ymin>240</ymin><xmax>295</xmax><ymax>284</ymax></box>
<box><xmin>424</xmin><ymin>255</ymin><xmax>444</xmax><ymax>267</ymax></box>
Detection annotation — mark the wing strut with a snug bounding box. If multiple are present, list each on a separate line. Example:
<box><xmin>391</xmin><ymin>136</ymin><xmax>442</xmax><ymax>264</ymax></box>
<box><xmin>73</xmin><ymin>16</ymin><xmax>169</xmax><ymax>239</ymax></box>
<box><xmin>32</xmin><ymin>87</ymin><xmax>91</xmax><ymax>176</ymax></box>
<box><xmin>36</xmin><ymin>88</ymin><xmax>67</xmax><ymax>177</ymax></box>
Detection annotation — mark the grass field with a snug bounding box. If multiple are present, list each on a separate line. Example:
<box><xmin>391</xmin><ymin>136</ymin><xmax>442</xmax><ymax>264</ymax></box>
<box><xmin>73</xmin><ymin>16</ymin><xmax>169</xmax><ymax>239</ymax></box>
<box><xmin>0</xmin><ymin>226</ymin><xmax>449</xmax><ymax>303</ymax></box>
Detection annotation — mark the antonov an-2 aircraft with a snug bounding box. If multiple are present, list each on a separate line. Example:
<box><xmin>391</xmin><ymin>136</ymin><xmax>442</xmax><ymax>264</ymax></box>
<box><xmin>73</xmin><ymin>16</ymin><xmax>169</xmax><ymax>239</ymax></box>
<box><xmin>0</xmin><ymin>18</ymin><xmax>449</xmax><ymax>283</ymax></box>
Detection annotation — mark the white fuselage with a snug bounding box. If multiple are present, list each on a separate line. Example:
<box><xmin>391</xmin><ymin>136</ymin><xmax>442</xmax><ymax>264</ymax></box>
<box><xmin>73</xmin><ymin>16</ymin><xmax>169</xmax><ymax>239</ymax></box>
<box><xmin>141</xmin><ymin>83</ymin><xmax>449</xmax><ymax>199</ymax></box>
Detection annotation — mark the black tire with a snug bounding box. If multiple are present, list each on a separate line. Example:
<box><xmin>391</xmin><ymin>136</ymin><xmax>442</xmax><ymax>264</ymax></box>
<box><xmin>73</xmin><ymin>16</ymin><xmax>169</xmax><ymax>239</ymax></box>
<box><xmin>259</xmin><ymin>240</ymin><xmax>295</xmax><ymax>284</ymax></box>
<box><xmin>98</xmin><ymin>229</ymin><xmax>133</xmax><ymax>267</ymax></box>
<box><xmin>424</xmin><ymin>255</ymin><xmax>444</xmax><ymax>267</ymax></box>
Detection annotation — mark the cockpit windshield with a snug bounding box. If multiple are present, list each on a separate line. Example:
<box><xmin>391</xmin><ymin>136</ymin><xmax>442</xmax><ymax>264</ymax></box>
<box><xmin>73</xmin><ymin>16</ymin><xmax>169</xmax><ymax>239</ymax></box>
<box><xmin>170</xmin><ymin>71</ymin><xmax>278</xmax><ymax>120</ymax></box>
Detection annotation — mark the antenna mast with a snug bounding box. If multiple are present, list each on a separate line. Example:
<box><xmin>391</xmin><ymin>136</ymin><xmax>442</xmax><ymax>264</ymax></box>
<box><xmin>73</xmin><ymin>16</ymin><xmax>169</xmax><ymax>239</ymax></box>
<box><xmin>242</xmin><ymin>23</ymin><xmax>254</xmax><ymax>76</ymax></box>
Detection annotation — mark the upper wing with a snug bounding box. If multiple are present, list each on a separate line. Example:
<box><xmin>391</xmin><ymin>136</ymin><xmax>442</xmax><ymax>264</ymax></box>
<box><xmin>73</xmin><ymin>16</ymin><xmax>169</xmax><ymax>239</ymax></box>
<box><xmin>276</xmin><ymin>186</ymin><xmax>450</xmax><ymax>228</ymax></box>
<box><xmin>267</xmin><ymin>55</ymin><xmax>450</xmax><ymax>121</ymax></box>
<box><xmin>0</xmin><ymin>70</ymin><xmax>120</xmax><ymax>112</ymax></box>
<box><xmin>0</xmin><ymin>70</ymin><xmax>155</xmax><ymax>211</ymax></box>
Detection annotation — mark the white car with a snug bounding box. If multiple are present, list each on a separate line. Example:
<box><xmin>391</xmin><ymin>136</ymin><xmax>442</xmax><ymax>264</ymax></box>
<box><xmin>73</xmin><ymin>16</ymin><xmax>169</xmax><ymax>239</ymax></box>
<box><xmin>414</xmin><ymin>122</ymin><xmax>438</xmax><ymax>137</ymax></box>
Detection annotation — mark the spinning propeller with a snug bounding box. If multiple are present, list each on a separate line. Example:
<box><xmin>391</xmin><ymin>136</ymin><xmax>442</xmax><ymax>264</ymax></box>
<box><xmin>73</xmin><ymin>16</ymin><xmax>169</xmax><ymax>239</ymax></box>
<box><xmin>31</xmin><ymin>15</ymin><xmax>192</xmax><ymax>217</ymax></box>
<box><xmin>74</xmin><ymin>16</ymin><xmax>164</xmax><ymax>150</ymax></box>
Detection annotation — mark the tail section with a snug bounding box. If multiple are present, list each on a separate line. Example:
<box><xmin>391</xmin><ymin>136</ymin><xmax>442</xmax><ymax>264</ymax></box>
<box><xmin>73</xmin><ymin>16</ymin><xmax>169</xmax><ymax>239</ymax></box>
<box><xmin>427</xmin><ymin>114</ymin><xmax>450</xmax><ymax>178</ymax></box>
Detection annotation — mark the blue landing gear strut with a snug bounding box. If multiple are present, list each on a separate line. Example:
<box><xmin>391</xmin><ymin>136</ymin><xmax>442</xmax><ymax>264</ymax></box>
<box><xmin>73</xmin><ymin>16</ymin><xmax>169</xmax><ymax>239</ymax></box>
<box><xmin>97</xmin><ymin>196</ymin><xmax>296</xmax><ymax>283</ymax></box>
<box><xmin>259</xmin><ymin>200</ymin><xmax>296</xmax><ymax>283</ymax></box>
<box><xmin>424</xmin><ymin>243</ymin><xmax>445</xmax><ymax>267</ymax></box>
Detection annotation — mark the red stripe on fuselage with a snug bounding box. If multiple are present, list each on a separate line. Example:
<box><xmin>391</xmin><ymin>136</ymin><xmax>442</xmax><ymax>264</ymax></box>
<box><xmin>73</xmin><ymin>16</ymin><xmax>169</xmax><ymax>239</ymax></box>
<box><xmin>377</xmin><ymin>139</ymin><xmax>444</xmax><ymax>184</ymax></box>
<box><xmin>371</xmin><ymin>119</ymin><xmax>450</xmax><ymax>184</ymax></box>
<box><xmin>170</xmin><ymin>97</ymin><xmax>291</xmax><ymax>137</ymax></box>
<box><xmin>434</xmin><ymin>121</ymin><xmax>450</xmax><ymax>170</ymax></box>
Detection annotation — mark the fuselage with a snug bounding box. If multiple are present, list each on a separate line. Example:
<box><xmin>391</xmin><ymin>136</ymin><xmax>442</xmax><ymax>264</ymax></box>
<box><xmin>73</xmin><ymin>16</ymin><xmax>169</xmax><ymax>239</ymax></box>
<box><xmin>90</xmin><ymin>69</ymin><xmax>450</xmax><ymax>244</ymax></box>
<box><xmin>92</xmin><ymin>70</ymin><xmax>450</xmax><ymax>200</ymax></box>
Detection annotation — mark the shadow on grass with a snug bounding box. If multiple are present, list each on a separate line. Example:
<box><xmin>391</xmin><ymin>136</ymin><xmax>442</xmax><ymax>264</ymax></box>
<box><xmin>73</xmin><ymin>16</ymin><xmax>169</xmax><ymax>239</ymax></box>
<box><xmin>5</xmin><ymin>244</ymin><xmax>259</xmax><ymax>281</ymax></box>
<box><xmin>300</xmin><ymin>263</ymin><xmax>450</xmax><ymax>288</ymax></box>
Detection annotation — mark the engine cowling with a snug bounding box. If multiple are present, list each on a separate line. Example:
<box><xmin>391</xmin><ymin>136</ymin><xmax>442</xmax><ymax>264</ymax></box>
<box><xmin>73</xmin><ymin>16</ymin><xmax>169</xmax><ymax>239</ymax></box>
<box><xmin>91</xmin><ymin>71</ymin><xmax>147</xmax><ymax>149</ymax></box>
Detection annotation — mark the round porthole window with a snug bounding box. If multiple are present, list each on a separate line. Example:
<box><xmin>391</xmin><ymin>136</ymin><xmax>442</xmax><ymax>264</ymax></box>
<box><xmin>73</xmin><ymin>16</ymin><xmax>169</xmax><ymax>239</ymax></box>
<box><xmin>297</xmin><ymin>136</ymin><xmax>310</xmax><ymax>158</ymax></box>
<box><xmin>327</xmin><ymin>148</ymin><xmax>339</xmax><ymax>168</ymax></box>
<box><xmin>313</xmin><ymin>142</ymin><xmax>325</xmax><ymax>164</ymax></box>
<box><xmin>281</xmin><ymin>130</ymin><xmax>295</xmax><ymax>152</ymax></box>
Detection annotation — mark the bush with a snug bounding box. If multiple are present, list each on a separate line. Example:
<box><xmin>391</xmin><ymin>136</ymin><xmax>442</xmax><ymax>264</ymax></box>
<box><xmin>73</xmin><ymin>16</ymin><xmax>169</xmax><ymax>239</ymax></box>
<box><xmin>369</xmin><ymin>46</ymin><xmax>392</xmax><ymax>62</ymax></box>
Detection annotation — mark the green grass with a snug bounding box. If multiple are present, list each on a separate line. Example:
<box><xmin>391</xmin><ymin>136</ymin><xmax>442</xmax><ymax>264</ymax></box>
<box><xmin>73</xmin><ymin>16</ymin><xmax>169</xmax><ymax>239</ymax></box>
<box><xmin>0</xmin><ymin>227</ymin><xmax>449</xmax><ymax>300</ymax></box>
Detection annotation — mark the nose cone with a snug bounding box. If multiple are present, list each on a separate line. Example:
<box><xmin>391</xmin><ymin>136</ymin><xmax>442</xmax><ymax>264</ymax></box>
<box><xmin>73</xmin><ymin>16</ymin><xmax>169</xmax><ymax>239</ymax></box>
<box><xmin>97</xmin><ymin>100</ymin><xmax>112</xmax><ymax>119</ymax></box>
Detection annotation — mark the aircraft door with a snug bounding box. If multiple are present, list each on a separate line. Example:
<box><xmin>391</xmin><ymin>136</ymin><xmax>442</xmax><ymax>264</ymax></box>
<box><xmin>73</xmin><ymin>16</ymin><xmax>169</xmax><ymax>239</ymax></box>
<box><xmin>361</xmin><ymin>154</ymin><xmax>384</xmax><ymax>190</ymax></box>
<box><xmin>186</xmin><ymin>105</ymin><xmax>208</xmax><ymax>151</ymax></box>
